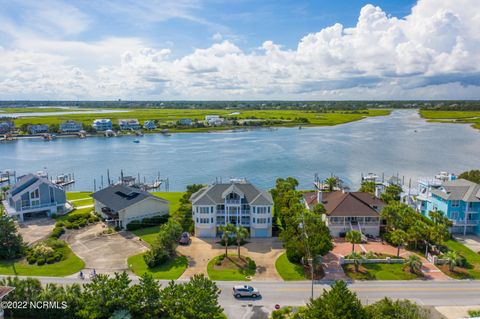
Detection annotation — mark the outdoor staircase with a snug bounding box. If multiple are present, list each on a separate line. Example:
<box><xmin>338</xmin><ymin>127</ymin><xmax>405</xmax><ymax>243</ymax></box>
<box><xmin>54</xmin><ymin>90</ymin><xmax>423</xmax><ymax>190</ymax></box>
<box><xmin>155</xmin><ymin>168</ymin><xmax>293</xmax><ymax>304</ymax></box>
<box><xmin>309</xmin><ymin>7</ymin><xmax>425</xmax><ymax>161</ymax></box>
<box><xmin>349</xmin><ymin>222</ymin><xmax>368</xmax><ymax>242</ymax></box>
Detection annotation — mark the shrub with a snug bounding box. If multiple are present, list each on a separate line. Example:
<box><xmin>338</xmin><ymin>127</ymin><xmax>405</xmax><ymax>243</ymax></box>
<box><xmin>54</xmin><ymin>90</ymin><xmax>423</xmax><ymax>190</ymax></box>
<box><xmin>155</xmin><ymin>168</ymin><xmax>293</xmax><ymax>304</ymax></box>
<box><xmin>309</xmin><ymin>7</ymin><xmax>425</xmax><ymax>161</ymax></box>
<box><xmin>46</xmin><ymin>256</ymin><xmax>56</xmax><ymax>264</ymax></box>
<box><xmin>78</xmin><ymin>220</ymin><xmax>87</xmax><ymax>227</ymax></box>
<box><xmin>88</xmin><ymin>216</ymin><xmax>95</xmax><ymax>223</ymax></box>
<box><xmin>50</xmin><ymin>227</ymin><xmax>65</xmax><ymax>239</ymax></box>
<box><xmin>37</xmin><ymin>258</ymin><xmax>46</xmax><ymax>266</ymax></box>
<box><xmin>286</xmin><ymin>247</ymin><xmax>303</xmax><ymax>264</ymax></box>
<box><xmin>65</xmin><ymin>221</ymin><xmax>73</xmax><ymax>229</ymax></box>
<box><xmin>50</xmin><ymin>213</ymin><xmax>57</xmax><ymax>219</ymax></box>
<box><xmin>27</xmin><ymin>257</ymin><xmax>36</xmax><ymax>264</ymax></box>
<box><xmin>55</xmin><ymin>221</ymin><xmax>64</xmax><ymax>227</ymax></box>
<box><xmin>126</xmin><ymin>220</ymin><xmax>142</xmax><ymax>231</ymax></box>
<box><xmin>143</xmin><ymin>249</ymin><xmax>168</xmax><ymax>268</ymax></box>
<box><xmin>141</xmin><ymin>218</ymin><xmax>153</xmax><ymax>227</ymax></box>
<box><xmin>246</xmin><ymin>257</ymin><xmax>256</xmax><ymax>270</ymax></box>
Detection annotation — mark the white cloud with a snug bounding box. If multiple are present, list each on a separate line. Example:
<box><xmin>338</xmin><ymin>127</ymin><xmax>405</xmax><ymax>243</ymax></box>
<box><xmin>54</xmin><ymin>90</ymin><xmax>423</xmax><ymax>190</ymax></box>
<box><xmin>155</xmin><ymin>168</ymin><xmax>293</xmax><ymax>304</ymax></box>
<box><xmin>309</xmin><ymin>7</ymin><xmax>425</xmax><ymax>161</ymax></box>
<box><xmin>0</xmin><ymin>0</ymin><xmax>479</xmax><ymax>99</ymax></box>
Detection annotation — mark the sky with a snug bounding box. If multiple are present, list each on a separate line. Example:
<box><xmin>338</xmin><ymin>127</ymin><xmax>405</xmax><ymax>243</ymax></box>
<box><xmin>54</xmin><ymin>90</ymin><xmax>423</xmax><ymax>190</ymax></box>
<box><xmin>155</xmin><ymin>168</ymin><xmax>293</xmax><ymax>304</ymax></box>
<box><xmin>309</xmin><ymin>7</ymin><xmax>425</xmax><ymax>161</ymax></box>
<box><xmin>0</xmin><ymin>0</ymin><xmax>479</xmax><ymax>100</ymax></box>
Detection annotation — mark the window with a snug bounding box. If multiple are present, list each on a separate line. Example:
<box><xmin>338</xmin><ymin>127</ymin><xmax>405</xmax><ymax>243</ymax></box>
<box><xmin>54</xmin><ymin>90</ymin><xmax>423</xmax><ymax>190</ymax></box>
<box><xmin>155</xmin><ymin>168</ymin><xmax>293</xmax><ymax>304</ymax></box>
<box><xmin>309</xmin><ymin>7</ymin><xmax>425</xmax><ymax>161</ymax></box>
<box><xmin>253</xmin><ymin>218</ymin><xmax>256</xmax><ymax>223</ymax></box>
<box><xmin>257</xmin><ymin>218</ymin><xmax>267</xmax><ymax>224</ymax></box>
<box><xmin>256</xmin><ymin>207</ymin><xmax>267</xmax><ymax>214</ymax></box>
<box><xmin>30</xmin><ymin>189</ymin><xmax>39</xmax><ymax>199</ymax></box>
<box><xmin>199</xmin><ymin>207</ymin><xmax>210</xmax><ymax>214</ymax></box>
<box><xmin>198</xmin><ymin>218</ymin><xmax>210</xmax><ymax>224</ymax></box>
<box><xmin>451</xmin><ymin>212</ymin><xmax>459</xmax><ymax>220</ymax></box>
<box><xmin>451</xmin><ymin>200</ymin><xmax>460</xmax><ymax>207</ymax></box>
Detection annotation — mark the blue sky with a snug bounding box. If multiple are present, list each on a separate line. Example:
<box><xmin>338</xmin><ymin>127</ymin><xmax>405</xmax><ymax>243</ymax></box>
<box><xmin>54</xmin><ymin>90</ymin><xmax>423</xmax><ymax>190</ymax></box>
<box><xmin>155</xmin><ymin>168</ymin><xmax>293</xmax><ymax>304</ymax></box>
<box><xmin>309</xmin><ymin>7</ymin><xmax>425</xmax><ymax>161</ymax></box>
<box><xmin>0</xmin><ymin>0</ymin><xmax>478</xmax><ymax>100</ymax></box>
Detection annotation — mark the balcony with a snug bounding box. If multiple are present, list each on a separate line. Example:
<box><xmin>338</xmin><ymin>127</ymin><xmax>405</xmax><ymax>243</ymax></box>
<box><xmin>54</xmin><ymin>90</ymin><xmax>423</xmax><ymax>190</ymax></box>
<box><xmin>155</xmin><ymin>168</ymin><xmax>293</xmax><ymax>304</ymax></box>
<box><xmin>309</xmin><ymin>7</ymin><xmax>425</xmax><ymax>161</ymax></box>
<box><xmin>2</xmin><ymin>200</ymin><xmax>57</xmax><ymax>215</ymax></box>
<box><xmin>452</xmin><ymin>219</ymin><xmax>480</xmax><ymax>226</ymax></box>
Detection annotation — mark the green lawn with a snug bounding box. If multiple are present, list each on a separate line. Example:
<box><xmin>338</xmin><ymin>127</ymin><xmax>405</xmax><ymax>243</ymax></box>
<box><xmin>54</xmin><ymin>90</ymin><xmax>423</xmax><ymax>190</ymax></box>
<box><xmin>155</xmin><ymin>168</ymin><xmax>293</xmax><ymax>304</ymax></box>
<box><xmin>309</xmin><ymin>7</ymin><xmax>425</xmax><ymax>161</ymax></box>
<box><xmin>343</xmin><ymin>263</ymin><xmax>419</xmax><ymax>280</ymax></box>
<box><xmin>72</xmin><ymin>198</ymin><xmax>94</xmax><ymax>207</ymax></box>
<box><xmin>66</xmin><ymin>191</ymin><xmax>92</xmax><ymax>200</ymax></box>
<box><xmin>132</xmin><ymin>226</ymin><xmax>161</xmax><ymax>245</ymax></box>
<box><xmin>0</xmin><ymin>246</ymin><xmax>84</xmax><ymax>277</ymax></box>
<box><xmin>151</xmin><ymin>192</ymin><xmax>185</xmax><ymax>213</ymax></box>
<box><xmin>207</xmin><ymin>254</ymin><xmax>256</xmax><ymax>281</ymax></box>
<box><xmin>443</xmin><ymin>240</ymin><xmax>480</xmax><ymax>279</ymax></box>
<box><xmin>275</xmin><ymin>253</ymin><xmax>306</xmax><ymax>281</ymax></box>
<box><xmin>127</xmin><ymin>253</ymin><xmax>188</xmax><ymax>280</ymax></box>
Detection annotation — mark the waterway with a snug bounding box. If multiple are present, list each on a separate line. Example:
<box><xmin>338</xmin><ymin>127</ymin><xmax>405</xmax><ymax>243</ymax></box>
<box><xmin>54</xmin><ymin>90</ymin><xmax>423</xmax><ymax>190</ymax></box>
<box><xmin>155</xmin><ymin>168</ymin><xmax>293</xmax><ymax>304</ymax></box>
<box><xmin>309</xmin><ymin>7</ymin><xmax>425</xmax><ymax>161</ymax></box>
<box><xmin>1</xmin><ymin>109</ymin><xmax>479</xmax><ymax>191</ymax></box>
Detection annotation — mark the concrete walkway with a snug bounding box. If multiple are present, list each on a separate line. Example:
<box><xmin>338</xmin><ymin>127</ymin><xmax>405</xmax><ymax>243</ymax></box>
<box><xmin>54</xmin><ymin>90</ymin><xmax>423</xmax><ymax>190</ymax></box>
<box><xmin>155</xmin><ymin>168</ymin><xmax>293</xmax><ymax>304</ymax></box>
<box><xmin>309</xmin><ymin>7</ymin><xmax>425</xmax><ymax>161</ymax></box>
<box><xmin>455</xmin><ymin>235</ymin><xmax>480</xmax><ymax>254</ymax></box>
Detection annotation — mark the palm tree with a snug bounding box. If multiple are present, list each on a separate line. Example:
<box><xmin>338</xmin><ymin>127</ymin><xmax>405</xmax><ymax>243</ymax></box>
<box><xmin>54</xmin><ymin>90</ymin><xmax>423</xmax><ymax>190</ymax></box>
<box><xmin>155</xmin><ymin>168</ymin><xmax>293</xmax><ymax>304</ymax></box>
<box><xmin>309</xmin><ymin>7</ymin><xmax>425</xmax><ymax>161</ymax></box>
<box><xmin>325</xmin><ymin>177</ymin><xmax>337</xmax><ymax>192</ymax></box>
<box><xmin>219</xmin><ymin>223</ymin><xmax>235</xmax><ymax>257</ymax></box>
<box><xmin>234</xmin><ymin>226</ymin><xmax>249</xmax><ymax>257</ymax></box>
<box><xmin>405</xmin><ymin>255</ymin><xmax>422</xmax><ymax>274</ymax></box>
<box><xmin>347</xmin><ymin>252</ymin><xmax>364</xmax><ymax>272</ymax></box>
<box><xmin>443</xmin><ymin>251</ymin><xmax>460</xmax><ymax>272</ymax></box>
<box><xmin>346</xmin><ymin>230</ymin><xmax>362</xmax><ymax>253</ymax></box>
<box><xmin>390</xmin><ymin>229</ymin><xmax>408</xmax><ymax>257</ymax></box>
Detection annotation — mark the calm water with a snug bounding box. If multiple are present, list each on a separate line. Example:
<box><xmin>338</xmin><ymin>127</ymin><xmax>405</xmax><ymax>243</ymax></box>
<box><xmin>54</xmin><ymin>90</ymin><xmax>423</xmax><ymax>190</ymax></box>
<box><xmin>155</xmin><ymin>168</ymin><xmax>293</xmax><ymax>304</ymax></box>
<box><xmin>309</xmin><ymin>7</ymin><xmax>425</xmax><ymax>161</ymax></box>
<box><xmin>1</xmin><ymin>109</ymin><xmax>479</xmax><ymax>191</ymax></box>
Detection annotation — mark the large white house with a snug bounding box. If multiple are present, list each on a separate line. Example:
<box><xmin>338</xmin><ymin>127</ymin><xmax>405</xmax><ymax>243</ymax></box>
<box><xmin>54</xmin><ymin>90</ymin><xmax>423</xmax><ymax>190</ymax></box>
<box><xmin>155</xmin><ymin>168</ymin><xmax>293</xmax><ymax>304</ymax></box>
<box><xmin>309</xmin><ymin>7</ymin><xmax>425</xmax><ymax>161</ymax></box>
<box><xmin>190</xmin><ymin>180</ymin><xmax>274</xmax><ymax>238</ymax></box>
<box><xmin>303</xmin><ymin>190</ymin><xmax>385</xmax><ymax>237</ymax></box>
<box><xmin>2</xmin><ymin>173</ymin><xmax>70</xmax><ymax>221</ymax></box>
<box><xmin>90</xmin><ymin>184</ymin><xmax>169</xmax><ymax>229</ymax></box>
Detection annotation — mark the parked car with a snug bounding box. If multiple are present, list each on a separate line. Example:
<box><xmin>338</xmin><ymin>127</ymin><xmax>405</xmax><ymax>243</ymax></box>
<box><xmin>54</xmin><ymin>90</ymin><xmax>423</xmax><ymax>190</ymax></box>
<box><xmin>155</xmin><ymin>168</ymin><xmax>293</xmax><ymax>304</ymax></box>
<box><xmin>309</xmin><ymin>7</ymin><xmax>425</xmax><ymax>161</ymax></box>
<box><xmin>179</xmin><ymin>232</ymin><xmax>190</xmax><ymax>245</ymax></box>
<box><xmin>233</xmin><ymin>285</ymin><xmax>260</xmax><ymax>298</ymax></box>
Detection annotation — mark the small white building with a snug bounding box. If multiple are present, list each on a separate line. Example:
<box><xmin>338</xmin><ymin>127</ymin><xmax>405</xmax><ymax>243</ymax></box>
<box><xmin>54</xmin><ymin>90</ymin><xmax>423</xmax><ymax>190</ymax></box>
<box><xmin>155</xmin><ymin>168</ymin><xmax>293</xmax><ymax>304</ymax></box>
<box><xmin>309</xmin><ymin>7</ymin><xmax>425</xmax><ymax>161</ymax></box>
<box><xmin>90</xmin><ymin>184</ymin><xmax>169</xmax><ymax>229</ymax></box>
<box><xmin>60</xmin><ymin>120</ymin><xmax>83</xmax><ymax>133</ymax></box>
<box><xmin>205</xmin><ymin>115</ymin><xmax>225</xmax><ymax>126</ymax></box>
<box><xmin>93</xmin><ymin>119</ymin><xmax>112</xmax><ymax>131</ymax></box>
<box><xmin>190</xmin><ymin>180</ymin><xmax>274</xmax><ymax>238</ymax></box>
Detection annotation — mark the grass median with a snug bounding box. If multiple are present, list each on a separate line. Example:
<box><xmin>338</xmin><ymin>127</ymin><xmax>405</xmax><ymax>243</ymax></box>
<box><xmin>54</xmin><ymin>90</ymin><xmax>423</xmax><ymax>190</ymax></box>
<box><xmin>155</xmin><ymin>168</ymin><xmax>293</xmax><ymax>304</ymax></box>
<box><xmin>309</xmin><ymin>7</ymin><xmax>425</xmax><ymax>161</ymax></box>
<box><xmin>128</xmin><ymin>253</ymin><xmax>188</xmax><ymax>280</ymax></box>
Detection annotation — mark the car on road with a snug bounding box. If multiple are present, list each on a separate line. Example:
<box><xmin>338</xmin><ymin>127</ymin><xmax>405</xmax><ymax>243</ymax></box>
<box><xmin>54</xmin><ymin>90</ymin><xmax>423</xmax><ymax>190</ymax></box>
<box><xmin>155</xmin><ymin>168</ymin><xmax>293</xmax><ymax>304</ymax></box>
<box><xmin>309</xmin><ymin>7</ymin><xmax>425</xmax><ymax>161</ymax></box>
<box><xmin>179</xmin><ymin>232</ymin><xmax>190</xmax><ymax>245</ymax></box>
<box><xmin>233</xmin><ymin>285</ymin><xmax>260</xmax><ymax>298</ymax></box>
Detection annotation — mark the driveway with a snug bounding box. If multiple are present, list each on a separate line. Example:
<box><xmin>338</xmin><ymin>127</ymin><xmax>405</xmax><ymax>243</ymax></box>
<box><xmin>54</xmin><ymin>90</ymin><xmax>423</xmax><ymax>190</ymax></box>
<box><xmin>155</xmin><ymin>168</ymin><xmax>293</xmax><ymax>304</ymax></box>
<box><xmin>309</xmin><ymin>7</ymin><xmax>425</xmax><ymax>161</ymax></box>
<box><xmin>64</xmin><ymin>223</ymin><xmax>147</xmax><ymax>274</ymax></box>
<box><xmin>177</xmin><ymin>237</ymin><xmax>284</xmax><ymax>281</ymax></box>
<box><xmin>455</xmin><ymin>235</ymin><xmax>480</xmax><ymax>254</ymax></box>
<box><xmin>332</xmin><ymin>239</ymin><xmax>450</xmax><ymax>280</ymax></box>
<box><xmin>17</xmin><ymin>217</ymin><xmax>55</xmax><ymax>245</ymax></box>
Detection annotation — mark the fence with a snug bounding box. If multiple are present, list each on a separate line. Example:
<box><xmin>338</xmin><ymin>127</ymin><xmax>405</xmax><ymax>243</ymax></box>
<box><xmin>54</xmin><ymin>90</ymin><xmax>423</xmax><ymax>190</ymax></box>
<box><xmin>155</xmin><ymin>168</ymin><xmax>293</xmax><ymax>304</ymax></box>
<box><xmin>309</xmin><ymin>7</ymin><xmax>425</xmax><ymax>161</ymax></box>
<box><xmin>340</xmin><ymin>257</ymin><xmax>404</xmax><ymax>265</ymax></box>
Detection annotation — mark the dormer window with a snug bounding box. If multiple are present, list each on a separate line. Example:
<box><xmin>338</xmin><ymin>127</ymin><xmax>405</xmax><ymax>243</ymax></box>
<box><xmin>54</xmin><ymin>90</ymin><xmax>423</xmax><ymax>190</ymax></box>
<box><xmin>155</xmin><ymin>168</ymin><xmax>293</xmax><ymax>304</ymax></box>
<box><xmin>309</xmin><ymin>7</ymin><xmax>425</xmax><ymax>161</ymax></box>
<box><xmin>227</xmin><ymin>192</ymin><xmax>240</xmax><ymax>200</ymax></box>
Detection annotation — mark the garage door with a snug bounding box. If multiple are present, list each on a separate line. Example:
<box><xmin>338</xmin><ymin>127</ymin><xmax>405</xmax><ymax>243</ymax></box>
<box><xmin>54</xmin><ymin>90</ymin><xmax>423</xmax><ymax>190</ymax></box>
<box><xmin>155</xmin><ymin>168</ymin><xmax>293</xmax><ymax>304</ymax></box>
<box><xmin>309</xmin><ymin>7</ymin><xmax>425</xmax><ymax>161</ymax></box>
<box><xmin>196</xmin><ymin>228</ymin><xmax>214</xmax><ymax>238</ymax></box>
<box><xmin>255</xmin><ymin>229</ymin><xmax>268</xmax><ymax>238</ymax></box>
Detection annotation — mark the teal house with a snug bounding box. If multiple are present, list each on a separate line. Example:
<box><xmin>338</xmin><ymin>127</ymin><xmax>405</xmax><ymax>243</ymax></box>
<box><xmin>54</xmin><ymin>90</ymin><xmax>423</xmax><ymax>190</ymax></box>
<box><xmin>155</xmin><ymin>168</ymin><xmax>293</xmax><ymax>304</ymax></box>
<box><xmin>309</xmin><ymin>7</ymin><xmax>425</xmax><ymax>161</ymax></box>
<box><xmin>419</xmin><ymin>179</ymin><xmax>480</xmax><ymax>235</ymax></box>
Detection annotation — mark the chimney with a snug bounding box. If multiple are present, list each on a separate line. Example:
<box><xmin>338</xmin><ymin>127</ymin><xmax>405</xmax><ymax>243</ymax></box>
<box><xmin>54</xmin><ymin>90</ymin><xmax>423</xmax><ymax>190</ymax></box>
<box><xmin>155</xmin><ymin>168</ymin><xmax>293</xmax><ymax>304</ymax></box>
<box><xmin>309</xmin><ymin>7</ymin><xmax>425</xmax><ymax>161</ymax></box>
<box><xmin>317</xmin><ymin>189</ymin><xmax>323</xmax><ymax>204</ymax></box>
<box><xmin>375</xmin><ymin>185</ymin><xmax>381</xmax><ymax>198</ymax></box>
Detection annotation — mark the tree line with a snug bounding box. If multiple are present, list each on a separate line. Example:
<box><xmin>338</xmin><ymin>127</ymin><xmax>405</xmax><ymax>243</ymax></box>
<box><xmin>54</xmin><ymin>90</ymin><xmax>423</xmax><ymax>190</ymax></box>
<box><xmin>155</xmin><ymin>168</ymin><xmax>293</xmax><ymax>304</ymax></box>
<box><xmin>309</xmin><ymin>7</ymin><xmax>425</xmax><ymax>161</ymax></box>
<box><xmin>0</xmin><ymin>273</ymin><xmax>223</xmax><ymax>319</ymax></box>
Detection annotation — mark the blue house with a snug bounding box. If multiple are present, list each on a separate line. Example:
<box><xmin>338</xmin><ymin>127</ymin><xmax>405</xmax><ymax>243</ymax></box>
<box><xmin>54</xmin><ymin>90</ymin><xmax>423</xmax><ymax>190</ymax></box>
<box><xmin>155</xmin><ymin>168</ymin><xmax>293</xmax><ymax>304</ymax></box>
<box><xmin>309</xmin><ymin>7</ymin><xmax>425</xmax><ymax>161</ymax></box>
<box><xmin>92</xmin><ymin>119</ymin><xmax>112</xmax><ymax>131</ymax></box>
<box><xmin>2</xmin><ymin>173</ymin><xmax>70</xmax><ymax>221</ymax></box>
<box><xmin>143</xmin><ymin>120</ymin><xmax>157</xmax><ymax>130</ymax></box>
<box><xmin>419</xmin><ymin>179</ymin><xmax>480</xmax><ymax>235</ymax></box>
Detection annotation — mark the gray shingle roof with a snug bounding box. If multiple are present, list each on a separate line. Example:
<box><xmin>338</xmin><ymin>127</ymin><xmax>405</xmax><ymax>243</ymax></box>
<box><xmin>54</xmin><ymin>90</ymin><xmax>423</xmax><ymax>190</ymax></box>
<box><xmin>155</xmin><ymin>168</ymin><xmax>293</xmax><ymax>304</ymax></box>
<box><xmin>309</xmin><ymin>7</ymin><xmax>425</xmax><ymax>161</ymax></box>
<box><xmin>90</xmin><ymin>184</ymin><xmax>168</xmax><ymax>211</ymax></box>
<box><xmin>431</xmin><ymin>179</ymin><xmax>480</xmax><ymax>202</ymax></box>
<box><xmin>9</xmin><ymin>173</ymin><xmax>62</xmax><ymax>201</ymax></box>
<box><xmin>190</xmin><ymin>182</ymin><xmax>273</xmax><ymax>206</ymax></box>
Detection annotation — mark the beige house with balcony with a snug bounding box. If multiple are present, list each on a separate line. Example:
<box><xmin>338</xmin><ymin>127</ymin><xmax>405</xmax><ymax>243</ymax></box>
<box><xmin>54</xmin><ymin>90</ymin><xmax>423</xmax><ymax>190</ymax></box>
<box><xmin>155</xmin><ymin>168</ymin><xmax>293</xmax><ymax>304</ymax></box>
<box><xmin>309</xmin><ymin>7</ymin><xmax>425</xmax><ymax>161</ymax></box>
<box><xmin>303</xmin><ymin>190</ymin><xmax>384</xmax><ymax>237</ymax></box>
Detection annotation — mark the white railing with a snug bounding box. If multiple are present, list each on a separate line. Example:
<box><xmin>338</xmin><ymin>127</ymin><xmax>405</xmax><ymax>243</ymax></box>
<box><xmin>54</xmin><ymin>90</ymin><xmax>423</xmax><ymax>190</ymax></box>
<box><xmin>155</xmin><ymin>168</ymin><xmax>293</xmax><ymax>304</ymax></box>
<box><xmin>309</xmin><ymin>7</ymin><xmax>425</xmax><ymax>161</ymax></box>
<box><xmin>453</xmin><ymin>219</ymin><xmax>480</xmax><ymax>225</ymax></box>
<box><xmin>225</xmin><ymin>200</ymin><xmax>241</xmax><ymax>204</ymax></box>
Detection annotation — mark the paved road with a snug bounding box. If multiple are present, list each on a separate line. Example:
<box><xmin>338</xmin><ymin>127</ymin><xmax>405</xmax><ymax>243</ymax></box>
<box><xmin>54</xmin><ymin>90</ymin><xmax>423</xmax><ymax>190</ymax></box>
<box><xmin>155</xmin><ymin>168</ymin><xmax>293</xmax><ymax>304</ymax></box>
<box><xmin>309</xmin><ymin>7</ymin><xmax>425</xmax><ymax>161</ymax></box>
<box><xmin>2</xmin><ymin>276</ymin><xmax>480</xmax><ymax>318</ymax></box>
